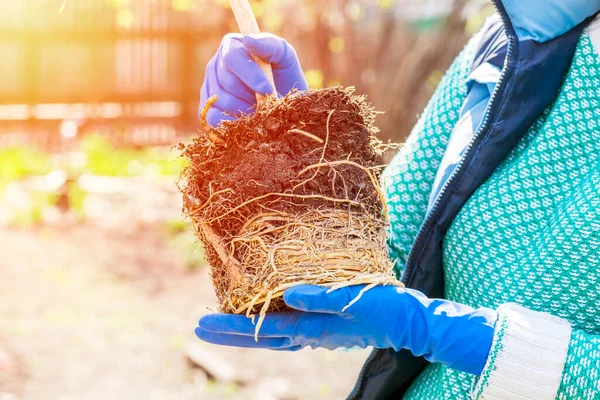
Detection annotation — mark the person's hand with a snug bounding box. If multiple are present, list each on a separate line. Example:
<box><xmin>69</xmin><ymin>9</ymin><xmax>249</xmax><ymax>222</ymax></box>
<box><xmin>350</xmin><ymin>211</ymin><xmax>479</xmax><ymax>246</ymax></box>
<box><xmin>200</xmin><ymin>33</ymin><xmax>308</xmax><ymax>127</ymax></box>
<box><xmin>195</xmin><ymin>285</ymin><xmax>498</xmax><ymax>375</ymax></box>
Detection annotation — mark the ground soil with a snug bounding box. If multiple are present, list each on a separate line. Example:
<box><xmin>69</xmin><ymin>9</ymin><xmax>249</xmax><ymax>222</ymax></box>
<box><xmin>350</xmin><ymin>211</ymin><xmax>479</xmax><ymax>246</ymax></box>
<box><xmin>0</xmin><ymin>223</ymin><xmax>369</xmax><ymax>400</ymax></box>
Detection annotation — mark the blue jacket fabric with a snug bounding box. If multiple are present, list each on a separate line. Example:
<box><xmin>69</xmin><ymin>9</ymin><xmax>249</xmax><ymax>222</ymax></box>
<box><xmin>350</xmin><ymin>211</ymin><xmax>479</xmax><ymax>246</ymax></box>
<box><xmin>348</xmin><ymin>1</ymin><xmax>600</xmax><ymax>399</ymax></box>
<box><xmin>427</xmin><ymin>17</ymin><xmax>504</xmax><ymax>212</ymax></box>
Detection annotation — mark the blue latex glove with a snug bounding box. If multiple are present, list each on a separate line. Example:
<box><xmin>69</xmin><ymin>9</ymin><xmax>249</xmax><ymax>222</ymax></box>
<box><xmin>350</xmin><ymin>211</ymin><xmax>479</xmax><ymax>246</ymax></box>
<box><xmin>200</xmin><ymin>33</ymin><xmax>308</xmax><ymax>127</ymax></box>
<box><xmin>196</xmin><ymin>285</ymin><xmax>498</xmax><ymax>375</ymax></box>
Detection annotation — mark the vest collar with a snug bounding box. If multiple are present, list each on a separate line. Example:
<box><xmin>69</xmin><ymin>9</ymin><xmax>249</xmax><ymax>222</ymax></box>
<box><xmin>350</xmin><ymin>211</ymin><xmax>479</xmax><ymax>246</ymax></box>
<box><xmin>499</xmin><ymin>0</ymin><xmax>600</xmax><ymax>43</ymax></box>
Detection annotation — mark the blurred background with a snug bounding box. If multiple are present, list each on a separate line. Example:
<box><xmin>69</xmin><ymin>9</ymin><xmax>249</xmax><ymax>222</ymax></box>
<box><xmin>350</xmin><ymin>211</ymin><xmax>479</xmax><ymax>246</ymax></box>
<box><xmin>0</xmin><ymin>0</ymin><xmax>492</xmax><ymax>399</ymax></box>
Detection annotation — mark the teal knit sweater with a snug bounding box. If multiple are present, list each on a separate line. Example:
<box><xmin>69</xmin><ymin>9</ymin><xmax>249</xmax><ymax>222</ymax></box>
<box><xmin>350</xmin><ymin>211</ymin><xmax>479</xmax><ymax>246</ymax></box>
<box><xmin>383</xmin><ymin>21</ymin><xmax>600</xmax><ymax>399</ymax></box>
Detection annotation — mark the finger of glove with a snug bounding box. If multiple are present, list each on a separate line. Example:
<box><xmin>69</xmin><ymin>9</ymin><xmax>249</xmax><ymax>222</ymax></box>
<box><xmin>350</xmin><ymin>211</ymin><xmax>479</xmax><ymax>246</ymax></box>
<box><xmin>199</xmin><ymin>56</ymin><xmax>216</xmax><ymax>118</ymax></box>
<box><xmin>285</xmin><ymin>316</ymin><xmax>366</xmax><ymax>351</ymax></box>
<box><xmin>205</xmin><ymin>60</ymin><xmax>254</xmax><ymax>114</ymax></box>
<box><xmin>214</xmin><ymin>54</ymin><xmax>256</xmax><ymax>105</ymax></box>
<box><xmin>242</xmin><ymin>33</ymin><xmax>291</xmax><ymax>66</ymax></box>
<box><xmin>199</xmin><ymin>313</ymin><xmax>361</xmax><ymax>351</ymax></box>
<box><xmin>198</xmin><ymin>313</ymin><xmax>301</xmax><ymax>338</ymax></box>
<box><xmin>211</xmin><ymin>90</ymin><xmax>253</xmax><ymax>117</ymax></box>
<box><xmin>243</xmin><ymin>33</ymin><xmax>308</xmax><ymax>94</ymax></box>
<box><xmin>205</xmin><ymin>107</ymin><xmax>236</xmax><ymax>128</ymax></box>
<box><xmin>272</xmin><ymin>345</ymin><xmax>303</xmax><ymax>352</ymax></box>
<box><xmin>221</xmin><ymin>36</ymin><xmax>274</xmax><ymax>96</ymax></box>
<box><xmin>200</xmin><ymin>59</ymin><xmax>237</xmax><ymax>127</ymax></box>
<box><xmin>202</xmin><ymin>53</ymin><xmax>255</xmax><ymax>109</ymax></box>
<box><xmin>195</xmin><ymin>328</ymin><xmax>293</xmax><ymax>349</ymax></box>
<box><xmin>198</xmin><ymin>312</ymin><xmax>348</xmax><ymax>342</ymax></box>
<box><xmin>284</xmin><ymin>284</ymin><xmax>377</xmax><ymax>314</ymax></box>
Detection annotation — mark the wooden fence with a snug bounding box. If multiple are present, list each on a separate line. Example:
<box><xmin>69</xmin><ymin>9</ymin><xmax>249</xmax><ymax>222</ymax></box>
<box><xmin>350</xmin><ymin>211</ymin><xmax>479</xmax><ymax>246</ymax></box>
<box><xmin>0</xmin><ymin>0</ymin><xmax>227</xmax><ymax>150</ymax></box>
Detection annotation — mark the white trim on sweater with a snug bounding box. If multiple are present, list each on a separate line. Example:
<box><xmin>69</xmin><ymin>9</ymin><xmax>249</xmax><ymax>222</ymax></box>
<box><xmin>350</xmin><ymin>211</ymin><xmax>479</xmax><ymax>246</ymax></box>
<box><xmin>473</xmin><ymin>304</ymin><xmax>572</xmax><ymax>400</ymax></box>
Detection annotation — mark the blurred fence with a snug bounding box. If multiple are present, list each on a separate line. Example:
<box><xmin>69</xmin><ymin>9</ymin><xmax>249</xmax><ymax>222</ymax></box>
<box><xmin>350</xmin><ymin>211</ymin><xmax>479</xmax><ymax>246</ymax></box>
<box><xmin>0</xmin><ymin>0</ymin><xmax>228</xmax><ymax>151</ymax></box>
<box><xmin>0</xmin><ymin>0</ymin><xmax>490</xmax><ymax>152</ymax></box>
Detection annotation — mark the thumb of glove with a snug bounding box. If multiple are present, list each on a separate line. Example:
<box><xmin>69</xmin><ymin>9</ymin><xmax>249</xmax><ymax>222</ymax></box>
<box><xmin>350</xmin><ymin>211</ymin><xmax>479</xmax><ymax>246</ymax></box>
<box><xmin>243</xmin><ymin>33</ymin><xmax>308</xmax><ymax>95</ymax></box>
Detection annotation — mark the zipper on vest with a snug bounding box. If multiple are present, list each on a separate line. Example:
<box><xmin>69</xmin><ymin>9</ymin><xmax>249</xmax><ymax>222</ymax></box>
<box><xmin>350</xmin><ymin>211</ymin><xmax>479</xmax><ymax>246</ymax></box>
<box><xmin>403</xmin><ymin>0</ymin><xmax>515</xmax><ymax>287</ymax></box>
<box><xmin>347</xmin><ymin>1</ymin><xmax>515</xmax><ymax>398</ymax></box>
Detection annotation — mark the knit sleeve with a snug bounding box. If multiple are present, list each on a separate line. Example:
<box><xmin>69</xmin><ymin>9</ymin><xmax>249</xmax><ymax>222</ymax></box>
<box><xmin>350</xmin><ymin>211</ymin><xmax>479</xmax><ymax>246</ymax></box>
<box><xmin>557</xmin><ymin>329</ymin><xmax>600</xmax><ymax>399</ymax></box>
<box><xmin>472</xmin><ymin>304</ymin><xmax>572</xmax><ymax>400</ymax></box>
<box><xmin>472</xmin><ymin>305</ymin><xmax>600</xmax><ymax>400</ymax></box>
<box><xmin>383</xmin><ymin>36</ymin><xmax>477</xmax><ymax>272</ymax></box>
<box><xmin>472</xmin><ymin>163</ymin><xmax>600</xmax><ymax>399</ymax></box>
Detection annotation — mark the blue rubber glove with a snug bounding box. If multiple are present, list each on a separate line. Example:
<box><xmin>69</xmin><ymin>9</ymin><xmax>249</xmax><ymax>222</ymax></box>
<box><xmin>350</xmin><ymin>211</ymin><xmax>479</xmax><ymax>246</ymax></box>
<box><xmin>200</xmin><ymin>33</ymin><xmax>308</xmax><ymax>127</ymax></box>
<box><xmin>196</xmin><ymin>285</ymin><xmax>498</xmax><ymax>375</ymax></box>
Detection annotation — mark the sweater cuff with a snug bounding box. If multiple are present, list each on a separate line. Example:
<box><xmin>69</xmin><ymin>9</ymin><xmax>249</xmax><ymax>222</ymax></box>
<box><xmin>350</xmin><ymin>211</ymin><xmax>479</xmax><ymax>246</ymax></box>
<box><xmin>472</xmin><ymin>303</ymin><xmax>572</xmax><ymax>400</ymax></box>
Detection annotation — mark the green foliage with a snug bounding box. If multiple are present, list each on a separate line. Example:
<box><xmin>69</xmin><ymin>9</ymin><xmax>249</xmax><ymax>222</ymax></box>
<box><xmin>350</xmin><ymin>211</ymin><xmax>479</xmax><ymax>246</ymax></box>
<box><xmin>79</xmin><ymin>135</ymin><xmax>187</xmax><ymax>177</ymax></box>
<box><xmin>10</xmin><ymin>191</ymin><xmax>58</xmax><ymax>226</ymax></box>
<box><xmin>0</xmin><ymin>135</ymin><xmax>186</xmax><ymax>227</ymax></box>
<box><xmin>0</xmin><ymin>147</ymin><xmax>52</xmax><ymax>186</ymax></box>
<box><xmin>67</xmin><ymin>180</ymin><xmax>87</xmax><ymax>218</ymax></box>
<box><xmin>0</xmin><ymin>135</ymin><xmax>187</xmax><ymax>186</ymax></box>
<box><xmin>165</xmin><ymin>219</ymin><xmax>188</xmax><ymax>236</ymax></box>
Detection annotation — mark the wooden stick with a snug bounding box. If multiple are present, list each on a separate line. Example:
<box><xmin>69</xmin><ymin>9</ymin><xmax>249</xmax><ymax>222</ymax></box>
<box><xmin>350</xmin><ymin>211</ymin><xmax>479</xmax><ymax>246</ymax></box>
<box><xmin>229</xmin><ymin>0</ymin><xmax>277</xmax><ymax>103</ymax></box>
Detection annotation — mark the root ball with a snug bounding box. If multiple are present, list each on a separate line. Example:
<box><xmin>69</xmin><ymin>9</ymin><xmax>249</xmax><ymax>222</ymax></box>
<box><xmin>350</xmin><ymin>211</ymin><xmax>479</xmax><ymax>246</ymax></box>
<box><xmin>179</xmin><ymin>87</ymin><xmax>400</xmax><ymax>321</ymax></box>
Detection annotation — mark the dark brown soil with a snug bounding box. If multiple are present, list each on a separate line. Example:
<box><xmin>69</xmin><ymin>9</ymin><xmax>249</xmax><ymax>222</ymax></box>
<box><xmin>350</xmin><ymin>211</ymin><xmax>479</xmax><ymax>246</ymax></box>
<box><xmin>180</xmin><ymin>87</ymin><xmax>385</xmax><ymax>236</ymax></box>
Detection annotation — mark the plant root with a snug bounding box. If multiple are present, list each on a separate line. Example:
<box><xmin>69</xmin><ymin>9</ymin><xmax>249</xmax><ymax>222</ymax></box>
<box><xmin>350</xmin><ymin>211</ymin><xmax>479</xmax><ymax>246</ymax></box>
<box><xmin>178</xmin><ymin>87</ymin><xmax>402</xmax><ymax>338</ymax></box>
